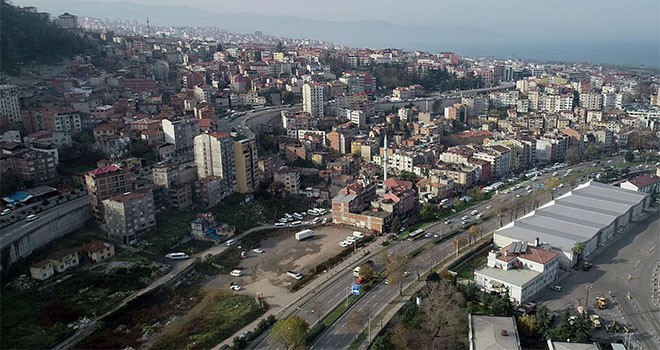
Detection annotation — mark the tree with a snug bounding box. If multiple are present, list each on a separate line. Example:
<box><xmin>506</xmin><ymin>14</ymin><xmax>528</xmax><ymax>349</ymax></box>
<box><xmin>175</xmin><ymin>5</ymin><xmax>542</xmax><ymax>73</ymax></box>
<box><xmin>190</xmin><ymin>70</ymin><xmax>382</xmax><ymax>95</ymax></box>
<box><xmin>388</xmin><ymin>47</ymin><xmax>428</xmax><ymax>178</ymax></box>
<box><xmin>426</xmin><ymin>271</ymin><xmax>440</xmax><ymax>283</ymax></box>
<box><xmin>385</xmin><ymin>252</ymin><xmax>410</xmax><ymax>295</ymax></box>
<box><xmin>346</xmin><ymin>308</ymin><xmax>369</xmax><ymax>338</ymax></box>
<box><xmin>624</xmin><ymin>151</ymin><xmax>635</xmax><ymax>162</ymax></box>
<box><xmin>452</xmin><ymin>236</ymin><xmax>465</xmax><ymax>257</ymax></box>
<box><xmin>467</xmin><ymin>225</ymin><xmax>481</xmax><ymax>244</ymax></box>
<box><xmin>389</xmin><ymin>323</ymin><xmax>414</xmax><ymax>349</ymax></box>
<box><xmin>397</xmin><ymin>171</ymin><xmax>417</xmax><ymax>181</ymax></box>
<box><xmin>371</xmin><ymin>334</ymin><xmax>393</xmax><ymax>350</ymax></box>
<box><xmin>270</xmin><ymin>316</ymin><xmax>309</xmax><ymax>350</ymax></box>
<box><xmin>419</xmin><ymin>202</ymin><xmax>438</xmax><ymax>221</ymax></box>
<box><xmin>390</xmin><ymin>216</ymin><xmax>402</xmax><ymax>234</ymax></box>
<box><xmin>586</xmin><ymin>144</ymin><xmax>600</xmax><ymax>160</ymax></box>
<box><xmin>535</xmin><ymin>305</ymin><xmax>552</xmax><ymax>338</ymax></box>
<box><xmin>358</xmin><ymin>264</ymin><xmax>375</xmax><ymax>281</ymax></box>
<box><xmin>518</xmin><ymin>313</ymin><xmax>538</xmax><ymax>337</ymax></box>
<box><xmin>544</xmin><ymin>177</ymin><xmax>561</xmax><ymax>199</ymax></box>
<box><xmin>569</xmin><ymin>178</ymin><xmax>578</xmax><ymax>190</ymax></box>
<box><xmin>572</xmin><ymin>241</ymin><xmax>585</xmax><ymax>261</ymax></box>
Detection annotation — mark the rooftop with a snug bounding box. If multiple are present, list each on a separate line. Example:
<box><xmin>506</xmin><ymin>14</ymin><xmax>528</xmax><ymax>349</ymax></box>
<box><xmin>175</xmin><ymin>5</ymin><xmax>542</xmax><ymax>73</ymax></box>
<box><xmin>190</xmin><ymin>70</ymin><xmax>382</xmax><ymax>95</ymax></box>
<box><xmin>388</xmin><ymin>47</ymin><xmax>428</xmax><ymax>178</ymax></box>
<box><xmin>88</xmin><ymin>165</ymin><xmax>121</xmax><ymax>176</ymax></box>
<box><xmin>475</xmin><ymin>264</ymin><xmax>541</xmax><ymax>287</ymax></box>
<box><xmin>469</xmin><ymin>315</ymin><xmax>521</xmax><ymax>350</ymax></box>
<box><xmin>624</xmin><ymin>173</ymin><xmax>660</xmax><ymax>189</ymax></box>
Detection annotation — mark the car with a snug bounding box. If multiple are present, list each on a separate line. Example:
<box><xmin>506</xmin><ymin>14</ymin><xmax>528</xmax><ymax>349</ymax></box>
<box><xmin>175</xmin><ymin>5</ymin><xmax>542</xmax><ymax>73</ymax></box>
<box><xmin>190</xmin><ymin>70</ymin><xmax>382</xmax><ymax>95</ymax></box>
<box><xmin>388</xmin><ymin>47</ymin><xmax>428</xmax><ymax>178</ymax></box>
<box><xmin>433</xmin><ymin>233</ymin><xmax>440</xmax><ymax>238</ymax></box>
<box><xmin>1</xmin><ymin>208</ymin><xmax>11</xmax><ymax>216</ymax></box>
<box><xmin>287</xmin><ymin>271</ymin><xmax>303</xmax><ymax>280</ymax></box>
<box><xmin>346</xmin><ymin>236</ymin><xmax>358</xmax><ymax>242</ymax></box>
<box><xmin>252</xmin><ymin>248</ymin><xmax>264</xmax><ymax>254</ymax></box>
<box><xmin>551</xmin><ymin>285</ymin><xmax>562</xmax><ymax>292</ymax></box>
<box><xmin>230</xmin><ymin>285</ymin><xmax>242</xmax><ymax>291</ymax></box>
<box><xmin>25</xmin><ymin>214</ymin><xmax>39</xmax><ymax>222</ymax></box>
<box><xmin>461</xmin><ymin>215</ymin><xmax>469</xmax><ymax>221</ymax></box>
<box><xmin>424</xmin><ymin>232</ymin><xmax>433</xmax><ymax>238</ymax></box>
<box><xmin>226</xmin><ymin>239</ymin><xmax>237</xmax><ymax>246</ymax></box>
<box><xmin>403</xmin><ymin>271</ymin><xmax>410</xmax><ymax>277</ymax></box>
<box><xmin>339</xmin><ymin>241</ymin><xmax>350</xmax><ymax>248</ymax></box>
<box><xmin>230</xmin><ymin>270</ymin><xmax>242</xmax><ymax>277</ymax></box>
<box><xmin>558</xmin><ymin>183</ymin><xmax>564</xmax><ymax>188</ymax></box>
<box><xmin>444</xmin><ymin>220</ymin><xmax>451</xmax><ymax>225</ymax></box>
<box><xmin>486</xmin><ymin>205</ymin><xmax>491</xmax><ymax>210</ymax></box>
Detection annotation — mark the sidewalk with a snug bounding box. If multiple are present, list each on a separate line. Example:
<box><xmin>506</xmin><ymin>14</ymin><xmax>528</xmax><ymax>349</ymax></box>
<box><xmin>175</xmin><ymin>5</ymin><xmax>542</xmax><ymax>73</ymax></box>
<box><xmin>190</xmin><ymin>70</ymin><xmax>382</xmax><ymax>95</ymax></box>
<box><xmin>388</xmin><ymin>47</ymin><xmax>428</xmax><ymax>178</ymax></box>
<box><xmin>213</xmin><ymin>235</ymin><xmax>390</xmax><ymax>349</ymax></box>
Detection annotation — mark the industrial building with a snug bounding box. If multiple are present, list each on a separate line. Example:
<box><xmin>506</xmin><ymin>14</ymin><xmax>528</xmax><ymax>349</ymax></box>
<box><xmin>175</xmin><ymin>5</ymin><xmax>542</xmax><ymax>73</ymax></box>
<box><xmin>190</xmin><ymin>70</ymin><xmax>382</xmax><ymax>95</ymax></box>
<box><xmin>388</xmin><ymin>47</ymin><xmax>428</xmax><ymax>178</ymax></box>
<box><xmin>493</xmin><ymin>181</ymin><xmax>651</xmax><ymax>267</ymax></box>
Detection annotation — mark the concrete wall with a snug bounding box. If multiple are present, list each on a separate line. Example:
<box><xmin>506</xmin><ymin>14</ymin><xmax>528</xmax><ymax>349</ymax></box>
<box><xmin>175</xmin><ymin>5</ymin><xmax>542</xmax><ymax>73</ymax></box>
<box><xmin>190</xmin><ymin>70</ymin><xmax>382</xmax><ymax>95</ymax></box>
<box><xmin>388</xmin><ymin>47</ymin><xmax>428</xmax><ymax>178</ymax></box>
<box><xmin>1</xmin><ymin>202</ymin><xmax>91</xmax><ymax>270</ymax></box>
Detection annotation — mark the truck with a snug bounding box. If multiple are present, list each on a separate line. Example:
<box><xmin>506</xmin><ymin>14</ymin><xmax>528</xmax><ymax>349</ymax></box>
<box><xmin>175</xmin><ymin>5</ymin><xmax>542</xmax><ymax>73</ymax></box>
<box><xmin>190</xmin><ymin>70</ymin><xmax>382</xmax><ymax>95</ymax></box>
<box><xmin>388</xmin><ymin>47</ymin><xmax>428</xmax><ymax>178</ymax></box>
<box><xmin>295</xmin><ymin>229</ymin><xmax>314</xmax><ymax>241</ymax></box>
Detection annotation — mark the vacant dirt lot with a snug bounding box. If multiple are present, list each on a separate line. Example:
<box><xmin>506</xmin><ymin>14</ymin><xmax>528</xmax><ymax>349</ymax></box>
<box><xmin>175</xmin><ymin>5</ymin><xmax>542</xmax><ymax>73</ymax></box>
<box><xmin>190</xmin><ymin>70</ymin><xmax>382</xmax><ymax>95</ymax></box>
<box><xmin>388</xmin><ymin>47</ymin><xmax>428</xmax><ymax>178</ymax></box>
<box><xmin>203</xmin><ymin>224</ymin><xmax>367</xmax><ymax>309</ymax></box>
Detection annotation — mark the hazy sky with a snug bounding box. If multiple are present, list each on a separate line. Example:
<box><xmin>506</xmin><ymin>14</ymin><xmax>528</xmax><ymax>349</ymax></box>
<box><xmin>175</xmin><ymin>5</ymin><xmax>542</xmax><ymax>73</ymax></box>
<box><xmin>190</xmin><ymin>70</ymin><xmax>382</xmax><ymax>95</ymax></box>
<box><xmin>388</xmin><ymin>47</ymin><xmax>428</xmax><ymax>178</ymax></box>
<box><xmin>50</xmin><ymin>0</ymin><xmax>658</xmax><ymax>40</ymax></box>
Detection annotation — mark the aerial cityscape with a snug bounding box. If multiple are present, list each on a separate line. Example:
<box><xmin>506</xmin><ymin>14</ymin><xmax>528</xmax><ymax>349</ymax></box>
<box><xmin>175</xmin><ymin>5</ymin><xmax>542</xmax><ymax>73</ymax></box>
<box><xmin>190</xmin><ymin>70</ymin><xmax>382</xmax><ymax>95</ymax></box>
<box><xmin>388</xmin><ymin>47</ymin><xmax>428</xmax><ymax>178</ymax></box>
<box><xmin>0</xmin><ymin>1</ymin><xmax>659</xmax><ymax>350</ymax></box>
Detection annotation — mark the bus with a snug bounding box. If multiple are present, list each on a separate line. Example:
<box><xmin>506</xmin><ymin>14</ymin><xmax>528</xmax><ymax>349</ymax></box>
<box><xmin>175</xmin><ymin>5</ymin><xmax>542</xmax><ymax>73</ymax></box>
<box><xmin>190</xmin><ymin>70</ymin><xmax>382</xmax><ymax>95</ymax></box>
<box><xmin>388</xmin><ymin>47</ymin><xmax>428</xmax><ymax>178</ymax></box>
<box><xmin>407</xmin><ymin>229</ymin><xmax>425</xmax><ymax>241</ymax></box>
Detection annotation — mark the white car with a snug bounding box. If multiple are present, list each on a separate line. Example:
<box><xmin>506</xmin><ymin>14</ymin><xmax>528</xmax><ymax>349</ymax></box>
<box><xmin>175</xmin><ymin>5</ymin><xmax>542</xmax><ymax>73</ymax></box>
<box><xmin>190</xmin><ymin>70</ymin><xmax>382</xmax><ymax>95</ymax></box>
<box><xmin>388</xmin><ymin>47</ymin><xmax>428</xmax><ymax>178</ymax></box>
<box><xmin>461</xmin><ymin>215</ymin><xmax>469</xmax><ymax>221</ymax></box>
<box><xmin>226</xmin><ymin>239</ymin><xmax>237</xmax><ymax>247</ymax></box>
<box><xmin>551</xmin><ymin>285</ymin><xmax>562</xmax><ymax>292</ymax></box>
<box><xmin>1</xmin><ymin>208</ymin><xmax>11</xmax><ymax>216</ymax></box>
<box><xmin>339</xmin><ymin>241</ymin><xmax>351</xmax><ymax>248</ymax></box>
<box><xmin>287</xmin><ymin>271</ymin><xmax>303</xmax><ymax>280</ymax></box>
<box><xmin>230</xmin><ymin>285</ymin><xmax>241</xmax><ymax>291</ymax></box>
<box><xmin>25</xmin><ymin>214</ymin><xmax>39</xmax><ymax>222</ymax></box>
<box><xmin>516</xmin><ymin>194</ymin><xmax>522</xmax><ymax>198</ymax></box>
<box><xmin>345</xmin><ymin>236</ymin><xmax>358</xmax><ymax>242</ymax></box>
<box><xmin>444</xmin><ymin>220</ymin><xmax>451</xmax><ymax>225</ymax></box>
<box><xmin>252</xmin><ymin>248</ymin><xmax>264</xmax><ymax>254</ymax></box>
<box><xmin>486</xmin><ymin>205</ymin><xmax>491</xmax><ymax>210</ymax></box>
<box><xmin>230</xmin><ymin>269</ymin><xmax>242</xmax><ymax>277</ymax></box>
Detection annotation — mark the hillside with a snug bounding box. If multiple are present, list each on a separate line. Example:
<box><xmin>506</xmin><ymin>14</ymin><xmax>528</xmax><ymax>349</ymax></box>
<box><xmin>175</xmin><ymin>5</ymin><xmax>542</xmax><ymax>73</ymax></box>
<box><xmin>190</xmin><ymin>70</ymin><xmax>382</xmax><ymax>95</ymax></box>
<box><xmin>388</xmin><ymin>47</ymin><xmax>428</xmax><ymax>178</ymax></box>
<box><xmin>0</xmin><ymin>0</ymin><xmax>97</xmax><ymax>74</ymax></box>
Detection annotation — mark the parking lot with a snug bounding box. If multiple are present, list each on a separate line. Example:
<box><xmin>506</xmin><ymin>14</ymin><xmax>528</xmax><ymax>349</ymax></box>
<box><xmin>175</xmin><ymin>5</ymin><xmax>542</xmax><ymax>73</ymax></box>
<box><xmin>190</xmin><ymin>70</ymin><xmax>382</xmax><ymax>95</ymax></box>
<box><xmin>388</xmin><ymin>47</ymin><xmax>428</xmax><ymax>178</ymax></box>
<box><xmin>537</xmin><ymin>208</ymin><xmax>660</xmax><ymax>349</ymax></box>
<box><xmin>203</xmin><ymin>225</ymin><xmax>367</xmax><ymax>308</ymax></box>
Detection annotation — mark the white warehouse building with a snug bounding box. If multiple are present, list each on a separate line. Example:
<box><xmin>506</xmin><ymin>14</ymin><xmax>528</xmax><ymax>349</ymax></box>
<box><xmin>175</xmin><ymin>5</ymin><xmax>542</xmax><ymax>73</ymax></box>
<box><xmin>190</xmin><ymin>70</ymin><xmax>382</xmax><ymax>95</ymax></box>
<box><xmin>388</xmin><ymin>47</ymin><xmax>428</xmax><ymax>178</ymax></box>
<box><xmin>493</xmin><ymin>181</ymin><xmax>650</xmax><ymax>268</ymax></box>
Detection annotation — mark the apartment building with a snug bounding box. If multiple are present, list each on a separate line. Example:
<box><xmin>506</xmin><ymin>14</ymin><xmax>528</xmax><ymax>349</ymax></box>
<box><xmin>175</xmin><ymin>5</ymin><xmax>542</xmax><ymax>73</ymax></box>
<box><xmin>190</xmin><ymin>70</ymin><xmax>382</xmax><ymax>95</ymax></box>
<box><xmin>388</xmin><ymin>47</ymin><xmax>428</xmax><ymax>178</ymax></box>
<box><xmin>13</xmin><ymin>150</ymin><xmax>58</xmax><ymax>182</ymax></box>
<box><xmin>0</xmin><ymin>84</ymin><xmax>21</xmax><ymax>124</ymax></box>
<box><xmin>234</xmin><ymin>138</ymin><xmax>259</xmax><ymax>193</ymax></box>
<box><xmin>303</xmin><ymin>83</ymin><xmax>324</xmax><ymax>118</ymax></box>
<box><xmin>273</xmin><ymin>168</ymin><xmax>301</xmax><ymax>194</ymax></box>
<box><xmin>162</xmin><ymin>117</ymin><xmax>200</xmax><ymax>160</ymax></box>
<box><xmin>194</xmin><ymin>132</ymin><xmax>236</xmax><ymax>195</ymax></box>
<box><xmin>103</xmin><ymin>190</ymin><xmax>156</xmax><ymax>244</ymax></box>
<box><xmin>85</xmin><ymin>165</ymin><xmax>133</xmax><ymax>224</ymax></box>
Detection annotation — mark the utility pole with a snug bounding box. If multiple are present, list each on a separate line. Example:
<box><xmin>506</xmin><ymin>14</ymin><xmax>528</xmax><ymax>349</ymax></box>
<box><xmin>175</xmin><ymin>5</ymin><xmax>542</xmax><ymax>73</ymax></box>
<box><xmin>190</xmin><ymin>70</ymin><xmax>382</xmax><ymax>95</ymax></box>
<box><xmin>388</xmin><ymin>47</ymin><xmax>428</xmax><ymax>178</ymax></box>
<box><xmin>585</xmin><ymin>284</ymin><xmax>592</xmax><ymax>309</ymax></box>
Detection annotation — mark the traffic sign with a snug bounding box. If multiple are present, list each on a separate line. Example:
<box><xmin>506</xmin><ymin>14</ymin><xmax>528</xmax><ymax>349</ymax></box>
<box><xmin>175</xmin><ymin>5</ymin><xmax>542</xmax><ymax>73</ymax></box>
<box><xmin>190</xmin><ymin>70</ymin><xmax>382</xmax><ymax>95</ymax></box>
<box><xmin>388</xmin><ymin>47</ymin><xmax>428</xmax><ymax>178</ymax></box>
<box><xmin>351</xmin><ymin>283</ymin><xmax>361</xmax><ymax>295</ymax></box>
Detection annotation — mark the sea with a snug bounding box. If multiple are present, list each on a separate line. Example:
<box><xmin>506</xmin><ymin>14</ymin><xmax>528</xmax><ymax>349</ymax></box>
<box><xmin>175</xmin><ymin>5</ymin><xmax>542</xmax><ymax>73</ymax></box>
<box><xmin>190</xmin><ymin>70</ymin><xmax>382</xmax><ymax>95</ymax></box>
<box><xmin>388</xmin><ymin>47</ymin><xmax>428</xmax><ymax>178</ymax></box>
<box><xmin>417</xmin><ymin>41</ymin><xmax>660</xmax><ymax>69</ymax></box>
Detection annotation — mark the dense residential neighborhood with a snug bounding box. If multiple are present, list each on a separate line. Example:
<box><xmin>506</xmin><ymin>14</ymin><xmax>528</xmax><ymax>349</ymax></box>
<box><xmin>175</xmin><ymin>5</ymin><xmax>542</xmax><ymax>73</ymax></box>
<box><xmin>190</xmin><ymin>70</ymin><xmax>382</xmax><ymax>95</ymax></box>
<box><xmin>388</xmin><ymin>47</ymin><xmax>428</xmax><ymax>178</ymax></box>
<box><xmin>0</xmin><ymin>2</ymin><xmax>659</xmax><ymax>350</ymax></box>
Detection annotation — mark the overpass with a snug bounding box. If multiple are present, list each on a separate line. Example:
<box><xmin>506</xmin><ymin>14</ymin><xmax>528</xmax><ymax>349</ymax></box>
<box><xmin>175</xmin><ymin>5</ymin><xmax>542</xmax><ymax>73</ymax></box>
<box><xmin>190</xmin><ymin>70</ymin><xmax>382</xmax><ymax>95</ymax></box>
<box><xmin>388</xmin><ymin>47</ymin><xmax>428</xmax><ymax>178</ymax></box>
<box><xmin>0</xmin><ymin>196</ymin><xmax>91</xmax><ymax>270</ymax></box>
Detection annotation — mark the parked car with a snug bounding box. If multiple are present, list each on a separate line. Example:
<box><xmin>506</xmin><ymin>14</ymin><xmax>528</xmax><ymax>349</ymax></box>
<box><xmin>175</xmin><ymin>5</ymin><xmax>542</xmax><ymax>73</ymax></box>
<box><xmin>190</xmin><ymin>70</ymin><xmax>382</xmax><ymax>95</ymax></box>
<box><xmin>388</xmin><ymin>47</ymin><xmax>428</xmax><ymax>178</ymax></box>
<box><xmin>1</xmin><ymin>208</ymin><xmax>11</xmax><ymax>216</ymax></box>
<box><xmin>287</xmin><ymin>271</ymin><xmax>303</xmax><ymax>280</ymax></box>
<box><xmin>444</xmin><ymin>220</ymin><xmax>451</xmax><ymax>225</ymax></box>
<box><xmin>226</xmin><ymin>239</ymin><xmax>237</xmax><ymax>246</ymax></box>
<box><xmin>339</xmin><ymin>241</ymin><xmax>350</xmax><ymax>248</ymax></box>
<box><xmin>25</xmin><ymin>214</ymin><xmax>39</xmax><ymax>222</ymax></box>
<box><xmin>230</xmin><ymin>285</ymin><xmax>241</xmax><ymax>291</ymax></box>
<box><xmin>252</xmin><ymin>248</ymin><xmax>264</xmax><ymax>254</ymax></box>
<box><xmin>230</xmin><ymin>270</ymin><xmax>242</xmax><ymax>277</ymax></box>
<box><xmin>551</xmin><ymin>285</ymin><xmax>562</xmax><ymax>292</ymax></box>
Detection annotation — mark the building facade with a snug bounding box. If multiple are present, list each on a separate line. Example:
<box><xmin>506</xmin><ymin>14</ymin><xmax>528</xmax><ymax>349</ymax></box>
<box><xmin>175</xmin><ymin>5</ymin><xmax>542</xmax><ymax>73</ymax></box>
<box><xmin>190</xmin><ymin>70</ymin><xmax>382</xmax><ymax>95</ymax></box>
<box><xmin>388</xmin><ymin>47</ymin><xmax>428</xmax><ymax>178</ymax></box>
<box><xmin>103</xmin><ymin>191</ymin><xmax>156</xmax><ymax>244</ymax></box>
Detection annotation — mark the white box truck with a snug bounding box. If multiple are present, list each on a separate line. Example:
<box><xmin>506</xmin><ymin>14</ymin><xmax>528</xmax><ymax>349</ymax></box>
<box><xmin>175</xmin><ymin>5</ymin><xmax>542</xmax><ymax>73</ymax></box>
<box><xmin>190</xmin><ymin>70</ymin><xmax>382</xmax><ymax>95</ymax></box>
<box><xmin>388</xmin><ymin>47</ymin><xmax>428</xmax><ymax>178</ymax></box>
<box><xmin>295</xmin><ymin>229</ymin><xmax>314</xmax><ymax>241</ymax></box>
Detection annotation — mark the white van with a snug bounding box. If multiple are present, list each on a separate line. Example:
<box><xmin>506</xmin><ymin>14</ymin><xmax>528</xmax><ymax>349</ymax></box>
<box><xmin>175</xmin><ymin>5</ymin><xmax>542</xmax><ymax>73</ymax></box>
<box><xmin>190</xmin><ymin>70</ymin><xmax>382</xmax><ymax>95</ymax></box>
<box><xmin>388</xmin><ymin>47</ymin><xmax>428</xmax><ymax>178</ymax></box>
<box><xmin>226</xmin><ymin>239</ymin><xmax>237</xmax><ymax>246</ymax></box>
<box><xmin>471</xmin><ymin>210</ymin><xmax>479</xmax><ymax>216</ymax></box>
<box><xmin>165</xmin><ymin>252</ymin><xmax>189</xmax><ymax>260</ymax></box>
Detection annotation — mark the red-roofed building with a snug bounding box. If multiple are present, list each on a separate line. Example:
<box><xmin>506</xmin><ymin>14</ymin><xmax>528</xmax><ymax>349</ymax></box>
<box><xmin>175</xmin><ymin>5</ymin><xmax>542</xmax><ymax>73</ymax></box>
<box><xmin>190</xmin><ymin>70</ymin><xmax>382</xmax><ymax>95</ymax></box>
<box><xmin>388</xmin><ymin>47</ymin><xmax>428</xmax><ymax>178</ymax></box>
<box><xmin>384</xmin><ymin>178</ymin><xmax>413</xmax><ymax>191</ymax></box>
<box><xmin>475</xmin><ymin>243</ymin><xmax>560</xmax><ymax>304</ymax></box>
<box><xmin>620</xmin><ymin>173</ymin><xmax>660</xmax><ymax>196</ymax></box>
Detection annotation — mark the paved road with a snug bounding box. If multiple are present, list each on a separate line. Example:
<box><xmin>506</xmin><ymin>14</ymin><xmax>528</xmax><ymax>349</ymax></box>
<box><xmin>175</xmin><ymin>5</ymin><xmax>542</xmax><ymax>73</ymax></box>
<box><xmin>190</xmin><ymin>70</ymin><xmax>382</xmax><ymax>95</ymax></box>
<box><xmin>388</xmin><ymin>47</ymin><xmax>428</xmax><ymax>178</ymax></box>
<box><xmin>0</xmin><ymin>196</ymin><xmax>90</xmax><ymax>249</ymax></box>
<box><xmin>307</xmin><ymin>159</ymin><xmax>626</xmax><ymax>349</ymax></box>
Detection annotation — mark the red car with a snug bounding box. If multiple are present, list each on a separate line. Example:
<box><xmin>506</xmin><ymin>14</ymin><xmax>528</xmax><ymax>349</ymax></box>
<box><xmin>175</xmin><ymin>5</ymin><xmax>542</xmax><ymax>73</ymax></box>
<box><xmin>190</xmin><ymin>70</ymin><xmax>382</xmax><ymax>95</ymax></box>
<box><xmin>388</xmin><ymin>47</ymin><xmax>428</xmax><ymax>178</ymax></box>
<box><xmin>355</xmin><ymin>277</ymin><xmax>365</xmax><ymax>284</ymax></box>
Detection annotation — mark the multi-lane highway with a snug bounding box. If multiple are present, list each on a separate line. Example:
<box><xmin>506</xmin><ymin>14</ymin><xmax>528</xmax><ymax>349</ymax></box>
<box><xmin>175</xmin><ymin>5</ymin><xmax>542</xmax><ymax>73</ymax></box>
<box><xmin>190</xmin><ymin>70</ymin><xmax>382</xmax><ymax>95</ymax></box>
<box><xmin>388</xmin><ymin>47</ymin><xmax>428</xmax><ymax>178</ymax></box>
<box><xmin>310</xmin><ymin>159</ymin><xmax>631</xmax><ymax>349</ymax></box>
<box><xmin>0</xmin><ymin>196</ymin><xmax>90</xmax><ymax>248</ymax></box>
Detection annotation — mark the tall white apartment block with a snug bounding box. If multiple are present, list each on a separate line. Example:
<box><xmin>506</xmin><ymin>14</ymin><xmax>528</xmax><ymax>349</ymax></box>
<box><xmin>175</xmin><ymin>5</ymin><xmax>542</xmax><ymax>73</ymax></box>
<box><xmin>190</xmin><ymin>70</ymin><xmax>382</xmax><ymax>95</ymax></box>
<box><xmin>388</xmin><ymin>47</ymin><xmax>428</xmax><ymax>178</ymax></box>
<box><xmin>194</xmin><ymin>132</ymin><xmax>236</xmax><ymax>194</ymax></box>
<box><xmin>303</xmin><ymin>83</ymin><xmax>324</xmax><ymax>118</ymax></box>
<box><xmin>0</xmin><ymin>85</ymin><xmax>21</xmax><ymax>124</ymax></box>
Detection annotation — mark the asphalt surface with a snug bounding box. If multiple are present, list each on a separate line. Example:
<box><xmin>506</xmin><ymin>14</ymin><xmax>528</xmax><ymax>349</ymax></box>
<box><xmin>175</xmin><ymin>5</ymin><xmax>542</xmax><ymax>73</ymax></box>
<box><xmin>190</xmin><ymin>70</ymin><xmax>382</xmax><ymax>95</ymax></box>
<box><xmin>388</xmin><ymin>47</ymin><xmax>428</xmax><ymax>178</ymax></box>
<box><xmin>0</xmin><ymin>196</ymin><xmax>90</xmax><ymax>249</ymax></box>
<box><xmin>255</xmin><ymin>160</ymin><xmax>606</xmax><ymax>349</ymax></box>
<box><xmin>308</xmin><ymin>157</ymin><xmax>632</xmax><ymax>349</ymax></box>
